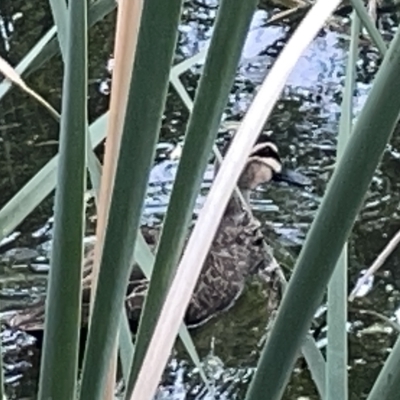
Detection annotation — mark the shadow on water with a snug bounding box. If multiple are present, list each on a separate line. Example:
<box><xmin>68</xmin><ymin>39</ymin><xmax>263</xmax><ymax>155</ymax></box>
<box><xmin>2</xmin><ymin>0</ymin><xmax>400</xmax><ymax>398</ymax></box>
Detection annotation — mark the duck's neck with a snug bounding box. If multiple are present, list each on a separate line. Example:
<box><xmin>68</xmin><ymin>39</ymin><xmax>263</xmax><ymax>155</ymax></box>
<box><xmin>213</xmin><ymin>160</ymin><xmax>251</xmax><ymax>217</ymax></box>
<box><xmin>224</xmin><ymin>188</ymin><xmax>250</xmax><ymax>217</ymax></box>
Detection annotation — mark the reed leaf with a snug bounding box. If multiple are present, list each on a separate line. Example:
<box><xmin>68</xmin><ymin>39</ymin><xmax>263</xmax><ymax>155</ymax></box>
<box><xmin>0</xmin><ymin>27</ymin><xmax>56</xmax><ymax>100</ymax></box>
<box><xmin>0</xmin><ymin>56</ymin><xmax>60</xmax><ymax>121</ymax></box>
<box><xmin>367</xmin><ymin>333</ymin><xmax>400</xmax><ymax>399</ymax></box>
<box><xmin>327</xmin><ymin>250</ymin><xmax>348</xmax><ymax>398</ymax></box>
<box><xmin>302</xmin><ymin>335</ymin><xmax>326</xmax><ymax>396</ymax></box>
<box><xmin>0</xmin><ymin>0</ymin><xmax>115</xmax><ymax>102</ymax></box>
<box><xmin>125</xmin><ymin>0</ymin><xmax>258</xmax><ymax>394</ymax></box>
<box><xmin>326</xmin><ymin>11</ymin><xmax>360</xmax><ymax>400</ymax></box>
<box><xmin>25</xmin><ymin>0</ymin><xmax>116</xmax><ymax>77</ymax></box>
<box><xmin>274</xmin><ymin>267</ymin><xmax>326</xmax><ymax>397</ymax></box>
<box><xmin>47</xmin><ymin>0</ymin><xmax>109</xmax><ymax>231</ymax></box>
<box><xmin>0</xmin><ymin>113</ymin><xmax>107</xmax><ymax>243</ymax></box>
<box><xmin>89</xmin><ymin>3</ymin><xmax>145</xmax><ymax>396</ymax></box>
<box><xmin>78</xmin><ymin>0</ymin><xmax>182</xmax><ymax>397</ymax></box>
<box><xmin>246</xmin><ymin>10</ymin><xmax>400</xmax><ymax>400</ymax></box>
<box><xmin>350</xmin><ymin>0</ymin><xmax>387</xmax><ymax>55</ymax></box>
<box><xmin>83</xmin><ymin>129</ymin><xmax>136</xmax><ymax>380</ymax></box>
<box><xmin>86</xmin><ymin>133</ymin><xmax>103</xmax><ymax>200</ymax></box>
<box><xmin>37</xmin><ymin>0</ymin><xmax>87</xmax><ymax>398</ymax></box>
<box><xmin>48</xmin><ymin>0</ymin><xmax>68</xmax><ymax>53</ymax></box>
<box><xmin>0</xmin><ymin>340</ymin><xmax>3</xmax><ymax>400</ymax></box>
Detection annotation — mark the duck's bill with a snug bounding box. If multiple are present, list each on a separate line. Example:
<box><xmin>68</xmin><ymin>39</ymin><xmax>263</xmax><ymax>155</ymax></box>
<box><xmin>273</xmin><ymin>168</ymin><xmax>311</xmax><ymax>187</ymax></box>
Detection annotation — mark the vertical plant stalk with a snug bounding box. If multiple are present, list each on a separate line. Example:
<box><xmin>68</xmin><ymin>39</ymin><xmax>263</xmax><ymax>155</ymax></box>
<box><xmin>48</xmin><ymin>0</ymin><xmax>68</xmax><ymax>54</ymax></box>
<box><xmin>89</xmin><ymin>0</ymin><xmax>144</xmax><ymax>397</ymax></box>
<box><xmin>125</xmin><ymin>0</ymin><xmax>258</xmax><ymax>395</ymax></box>
<box><xmin>350</xmin><ymin>0</ymin><xmax>386</xmax><ymax>55</ymax></box>
<box><xmin>37</xmin><ymin>0</ymin><xmax>87</xmax><ymax>399</ymax></box>
<box><xmin>129</xmin><ymin>1</ymin><xmax>343</xmax><ymax>399</ymax></box>
<box><xmin>367</xmin><ymin>330</ymin><xmax>400</xmax><ymax>399</ymax></box>
<box><xmin>78</xmin><ymin>0</ymin><xmax>181</xmax><ymax>398</ymax></box>
<box><xmin>246</xmin><ymin>11</ymin><xmax>400</xmax><ymax>400</ymax></box>
<box><xmin>90</xmin><ymin>0</ymin><xmax>143</xmax><ymax>301</ymax></box>
<box><xmin>274</xmin><ymin>267</ymin><xmax>326</xmax><ymax>397</ymax></box>
<box><xmin>24</xmin><ymin>0</ymin><xmax>117</xmax><ymax>78</ymax></box>
<box><xmin>327</xmin><ymin>249</ymin><xmax>348</xmax><ymax>397</ymax></box>
<box><xmin>326</xmin><ymin>12</ymin><xmax>360</xmax><ymax>400</ymax></box>
<box><xmin>0</xmin><ymin>337</ymin><xmax>3</xmax><ymax>400</ymax></box>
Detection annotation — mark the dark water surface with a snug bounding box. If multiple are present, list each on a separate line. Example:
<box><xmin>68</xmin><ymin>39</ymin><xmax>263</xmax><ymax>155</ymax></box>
<box><xmin>1</xmin><ymin>1</ymin><xmax>400</xmax><ymax>399</ymax></box>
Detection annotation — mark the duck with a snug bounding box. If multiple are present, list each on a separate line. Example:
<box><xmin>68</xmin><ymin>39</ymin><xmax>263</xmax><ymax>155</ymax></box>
<box><xmin>5</xmin><ymin>133</ymin><xmax>308</xmax><ymax>333</ymax></box>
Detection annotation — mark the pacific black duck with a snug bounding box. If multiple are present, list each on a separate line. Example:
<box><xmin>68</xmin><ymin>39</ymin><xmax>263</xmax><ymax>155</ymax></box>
<box><xmin>5</xmin><ymin>133</ymin><xmax>308</xmax><ymax>333</ymax></box>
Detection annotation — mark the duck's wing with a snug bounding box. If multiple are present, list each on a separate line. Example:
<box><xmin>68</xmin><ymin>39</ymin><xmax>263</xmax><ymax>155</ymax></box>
<box><xmin>82</xmin><ymin>225</ymin><xmax>159</xmax><ymax>285</ymax></box>
<box><xmin>185</xmin><ymin>249</ymin><xmax>246</xmax><ymax>328</ymax></box>
<box><xmin>3</xmin><ymin>299</ymin><xmax>46</xmax><ymax>331</ymax></box>
<box><xmin>3</xmin><ymin>284</ymin><xmax>93</xmax><ymax>333</ymax></box>
<box><xmin>184</xmin><ymin>211</ymin><xmax>276</xmax><ymax>328</ymax></box>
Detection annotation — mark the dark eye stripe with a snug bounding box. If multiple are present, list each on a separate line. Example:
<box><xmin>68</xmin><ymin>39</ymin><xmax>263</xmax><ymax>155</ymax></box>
<box><xmin>220</xmin><ymin>133</ymin><xmax>280</xmax><ymax>161</ymax></box>
<box><xmin>251</xmin><ymin>145</ymin><xmax>281</xmax><ymax>163</ymax></box>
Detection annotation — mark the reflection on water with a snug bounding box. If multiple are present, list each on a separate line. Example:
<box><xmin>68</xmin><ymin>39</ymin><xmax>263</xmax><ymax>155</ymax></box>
<box><xmin>1</xmin><ymin>1</ymin><xmax>400</xmax><ymax>399</ymax></box>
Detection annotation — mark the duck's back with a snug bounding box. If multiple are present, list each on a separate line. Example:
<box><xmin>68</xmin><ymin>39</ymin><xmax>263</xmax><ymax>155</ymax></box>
<box><xmin>5</xmin><ymin>209</ymin><xmax>270</xmax><ymax>333</ymax></box>
<box><xmin>185</xmin><ymin>210</ymin><xmax>270</xmax><ymax>327</ymax></box>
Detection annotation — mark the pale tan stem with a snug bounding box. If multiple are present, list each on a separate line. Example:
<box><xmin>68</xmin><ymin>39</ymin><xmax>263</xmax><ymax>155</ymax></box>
<box><xmin>90</xmin><ymin>0</ymin><xmax>144</xmax><ymax>398</ymax></box>
<box><xmin>349</xmin><ymin>229</ymin><xmax>400</xmax><ymax>301</ymax></box>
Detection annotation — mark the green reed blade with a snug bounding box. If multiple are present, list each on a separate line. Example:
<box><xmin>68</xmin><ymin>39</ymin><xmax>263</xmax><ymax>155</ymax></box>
<box><xmin>37</xmin><ymin>0</ymin><xmax>87</xmax><ymax>398</ymax></box>
<box><xmin>246</xmin><ymin>17</ymin><xmax>400</xmax><ymax>400</ymax></box>
<box><xmin>78</xmin><ymin>0</ymin><xmax>182</xmax><ymax>397</ymax></box>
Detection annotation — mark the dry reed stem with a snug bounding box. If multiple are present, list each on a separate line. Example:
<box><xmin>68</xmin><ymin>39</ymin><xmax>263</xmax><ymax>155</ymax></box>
<box><xmin>349</xmin><ymin>228</ymin><xmax>400</xmax><ymax>301</ymax></box>
<box><xmin>90</xmin><ymin>0</ymin><xmax>144</xmax><ymax>398</ymax></box>
<box><xmin>0</xmin><ymin>56</ymin><xmax>60</xmax><ymax>120</ymax></box>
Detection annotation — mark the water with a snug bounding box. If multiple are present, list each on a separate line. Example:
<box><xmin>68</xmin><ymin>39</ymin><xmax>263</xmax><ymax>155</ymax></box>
<box><xmin>1</xmin><ymin>1</ymin><xmax>400</xmax><ymax>399</ymax></box>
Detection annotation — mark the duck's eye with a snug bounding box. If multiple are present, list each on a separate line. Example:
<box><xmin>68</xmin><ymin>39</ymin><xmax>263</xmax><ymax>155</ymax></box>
<box><xmin>254</xmin><ymin>146</ymin><xmax>277</xmax><ymax>159</ymax></box>
<box><xmin>253</xmin><ymin>236</ymin><xmax>263</xmax><ymax>246</ymax></box>
<box><xmin>261</xmin><ymin>148</ymin><xmax>271</xmax><ymax>157</ymax></box>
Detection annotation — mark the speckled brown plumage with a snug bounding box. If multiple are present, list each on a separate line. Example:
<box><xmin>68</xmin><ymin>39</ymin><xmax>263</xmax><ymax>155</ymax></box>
<box><xmin>124</xmin><ymin>206</ymin><xmax>272</xmax><ymax>329</ymax></box>
<box><xmin>6</xmin><ymin>136</ymin><xmax>286</xmax><ymax>333</ymax></box>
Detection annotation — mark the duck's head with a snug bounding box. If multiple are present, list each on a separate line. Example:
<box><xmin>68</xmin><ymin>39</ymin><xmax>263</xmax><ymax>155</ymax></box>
<box><xmin>238</xmin><ymin>133</ymin><xmax>309</xmax><ymax>190</ymax></box>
